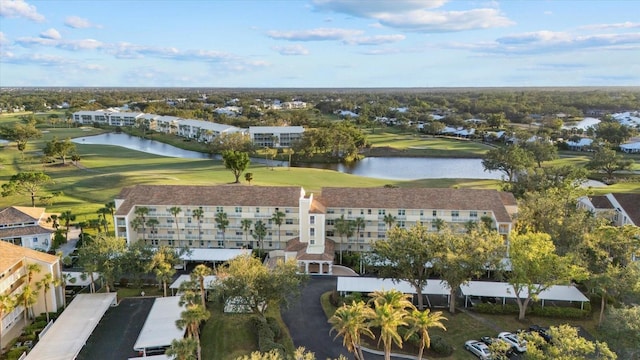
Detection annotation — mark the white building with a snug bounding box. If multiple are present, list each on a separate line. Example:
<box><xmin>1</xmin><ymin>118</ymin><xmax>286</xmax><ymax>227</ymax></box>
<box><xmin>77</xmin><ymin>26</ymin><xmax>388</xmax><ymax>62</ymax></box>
<box><xmin>249</xmin><ymin>126</ymin><xmax>305</xmax><ymax>148</ymax></box>
<box><xmin>0</xmin><ymin>207</ymin><xmax>55</xmax><ymax>251</ymax></box>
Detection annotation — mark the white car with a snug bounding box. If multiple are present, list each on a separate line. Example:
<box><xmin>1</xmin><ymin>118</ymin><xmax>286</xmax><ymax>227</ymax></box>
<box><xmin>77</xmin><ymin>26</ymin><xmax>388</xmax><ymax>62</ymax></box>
<box><xmin>464</xmin><ymin>340</ymin><xmax>492</xmax><ymax>359</ymax></box>
<box><xmin>498</xmin><ymin>332</ymin><xmax>527</xmax><ymax>353</ymax></box>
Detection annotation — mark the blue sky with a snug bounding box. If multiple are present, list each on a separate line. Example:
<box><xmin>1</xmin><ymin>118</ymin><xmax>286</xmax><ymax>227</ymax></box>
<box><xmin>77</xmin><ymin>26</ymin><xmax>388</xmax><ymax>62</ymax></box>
<box><xmin>1</xmin><ymin>0</ymin><xmax>639</xmax><ymax>88</ymax></box>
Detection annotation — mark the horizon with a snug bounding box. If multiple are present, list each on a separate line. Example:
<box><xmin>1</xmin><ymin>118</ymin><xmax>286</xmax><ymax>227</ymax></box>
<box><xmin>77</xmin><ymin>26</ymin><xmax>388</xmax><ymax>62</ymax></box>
<box><xmin>1</xmin><ymin>0</ymin><xmax>639</xmax><ymax>88</ymax></box>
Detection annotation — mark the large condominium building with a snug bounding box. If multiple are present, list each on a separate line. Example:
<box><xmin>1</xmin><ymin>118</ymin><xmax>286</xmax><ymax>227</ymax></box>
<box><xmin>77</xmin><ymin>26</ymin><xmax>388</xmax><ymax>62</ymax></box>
<box><xmin>0</xmin><ymin>207</ymin><xmax>56</xmax><ymax>251</ymax></box>
<box><xmin>249</xmin><ymin>126</ymin><xmax>305</xmax><ymax>148</ymax></box>
<box><xmin>0</xmin><ymin>242</ymin><xmax>63</xmax><ymax>348</ymax></box>
<box><xmin>113</xmin><ymin>185</ymin><xmax>517</xmax><ymax>272</ymax></box>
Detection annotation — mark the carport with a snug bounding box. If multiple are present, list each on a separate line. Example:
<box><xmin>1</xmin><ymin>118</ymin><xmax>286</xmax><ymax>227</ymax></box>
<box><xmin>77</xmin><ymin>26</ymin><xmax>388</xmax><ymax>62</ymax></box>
<box><xmin>176</xmin><ymin>248</ymin><xmax>248</xmax><ymax>269</ymax></box>
<box><xmin>25</xmin><ymin>293</ymin><xmax>117</xmax><ymax>360</ymax></box>
<box><xmin>460</xmin><ymin>281</ymin><xmax>589</xmax><ymax>309</ymax></box>
<box><xmin>169</xmin><ymin>274</ymin><xmax>217</xmax><ymax>296</ymax></box>
<box><xmin>133</xmin><ymin>296</ymin><xmax>185</xmax><ymax>357</ymax></box>
<box><xmin>336</xmin><ymin>277</ymin><xmax>451</xmax><ymax>308</ymax></box>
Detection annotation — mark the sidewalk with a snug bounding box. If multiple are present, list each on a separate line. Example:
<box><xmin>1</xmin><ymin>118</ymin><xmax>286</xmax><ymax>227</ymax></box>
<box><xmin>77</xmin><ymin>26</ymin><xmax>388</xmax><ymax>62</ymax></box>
<box><xmin>58</xmin><ymin>228</ymin><xmax>80</xmax><ymax>257</ymax></box>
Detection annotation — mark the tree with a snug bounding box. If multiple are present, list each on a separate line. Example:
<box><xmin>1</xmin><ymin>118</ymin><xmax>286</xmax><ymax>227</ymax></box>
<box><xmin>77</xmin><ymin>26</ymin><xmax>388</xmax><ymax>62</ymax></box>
<box><xmin>0</xmin><ymin>294</ymin><xmax>16</xmax><ymax>348</ymax></box>
<box><xmin>222</xmin><ymin>150</ymin><xmax>250</xmax><ymax>183</ymax></box>
<box><xmin>600</xmin><ymin>306</ymin><xmax>640</xmax><ymax>359</ymax></box>
<box><xmin>404</xmin><ymin>309</ymin><xmax>448</xmax><ymax>360</ymax></box>
<box><xmin>166</xmin><ymin>338</ymin><xmax>198</xmax><ymax>360</ymax></box>
<box><xmin>176</xmin><ymin>304</ymin><xmax>210</xmax><ymax>360</ymax></box>
<box><xmin>371</xmin><ymin>223</ymin><xmax>436</xmax><ymax>310</ymax></box>
<box><xmin>214</xmin><ymin>211</ymin><xmax>229</xmax><ymax>248</ymax></box>
<box><xmin>368</xmin><ymin>289</ymin><xmax>415</xmax><ymax>360</ymax></box>
<box><xmin>3</xmin><ymin>120</ymin><xmax>41</xmax><ymax>157</ymax></box>
<box><xmin>1</xmin><ymin>171</ymin><xmax>52</xmax><ymax>207</ymax></box>
<box><xmin>481</xmin><ymin>145</ymin><xmax>534</xmax><ymax>182</ymax></box>
<box><xmin>134</xmin><ymin>206</ymin><xmax>149</xmax><ymax>241</ymax></box>
<box><xmin>120</xmin><ymin>241</ymin><xmax>155</xmax><ymax>288</ymax></box>
<box><xmin>383</xmin><ymin>213</ymin><xmax>396</xmax><ymax>231</ymax></box>
<box><xmin>78</xmin><ymin>234</ymin><xmax>126</xmax><ymax>293</ymax></box>
<box><xmin>97</xmin><ymin>207</ymin><xmax>111</xmax><ymax>233</ymax></box>
<box><xmin>191</xmin><ymin>264</ymin><xmax>212</xmax><ymax>308</ymax></box>
<box><xmin>214</xmin><ymin>254</ymin><xmax>306</xmax><ymax>317</ymax></box>
<box><xmin>43</xmin><ymin>137</ymin><xmax>77</xmax><ymax>165</ymax></box>
<box><xmin>191</xmin><ymin>207</ymin><xmax>204</xmax><ymax>245</ymax></box>
<box><xmin>353</xmin><ymin>217</ymin><xmax>365</xmax><ymax>244</ymax></box>
<box><xmin>18</xmin><ymin>285</ymin><xmax>39</xmax><ymax>324</ymax></box>
<box><xmin>329</xmin><ymin>300</ymin><xmax>375</xmax><ymax>360</ymax></box>
<box><xmin>36</xmin><ymin>273</ymin><xmax>54</xmax><ymax>322</ymax></box>
<box><xmin>334</xmin><ymin>215</ymin><xmax>350</xmax><ymax>264</ymax></box>
<box><xmin>271</xmin><ymin>210</ymin><xmax>285</xmax><ymax>249</ymax></box>
<box><xmin>244</xmin><ymin>172</ymin><xmax>253</xmax><ymax>184</ymax></box>
<box><xmin>59</xmin><ymin>210</ymin><xmax>76</xmax><ymax>242</ymax></box>
<box><xmin>524</xmin><ymin>140</ymin><xmax>558</xmax><ymax>168</ymax></box>
<box><xmin>253</xmin><ymin>220</ymin><xmax>267</xmax><ymax>251</ymax></box>
<box><xmin>147</xmin><ymin>246</ymin><xmax>179</xmax><ymax>297</ymax></box>
<box><xmin>206</xmin><ymin>132</ymin><xmax>253</xmax><ymax>154</ymax></box>
<box><xmin>169</xmin><ymin>206</ymin><xmax>182</xmax><ymax>246</ymax></box>
<box><xmin>508</xmin><ymin>232</ymin><xmax>587</xmax><ymax>320</ymax></box>
<box><xmin>241</xmin><ymin>219</ymin><xmax>252</xmax><ymax>246</ymax></box>
<box><xmin>586</xmin><ymin>145</ymin><xmax>633</xmax><ymax>179</ymax></box>
<box><xmin>595</xmin><ymin>121</ymin><xmax>633</xmax><ymax>146</ymax></box>
<box><xmin>524</xmin><ymin>324</ymin><xmax>617</xmax><ymax>360</ymax></box>
<box><xmin>431</xmin><ymin>227</ymin><xmax>506</xmax><ymax>313</ymax></box>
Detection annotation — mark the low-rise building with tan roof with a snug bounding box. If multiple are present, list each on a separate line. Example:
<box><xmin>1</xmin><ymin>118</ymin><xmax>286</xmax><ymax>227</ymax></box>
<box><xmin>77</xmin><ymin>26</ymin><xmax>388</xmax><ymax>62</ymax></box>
<box><xmin>0</xmin><ymin>206</ymin><xmax>56</xmax><ymax>251</ymax></box>
<box><xmin>578</xmin><ymin>193</ymin><xmax>640</xmax><ymax>226</ymax></box>
<box><xmin>113</xmin><ymin>185</ymin><xmax>517</xmax><ymax>275</ymax></box>
<box><xmin>0</xmin><ymin>241</ymin><xmax>63</xmax><ymax>349</ymax></box>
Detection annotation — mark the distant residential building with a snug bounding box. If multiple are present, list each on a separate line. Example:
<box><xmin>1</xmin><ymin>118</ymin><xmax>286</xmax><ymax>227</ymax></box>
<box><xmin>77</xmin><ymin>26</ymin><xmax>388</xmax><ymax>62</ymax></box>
<box><xmin>113</xmin><ymin>185</ymin><xmax>517</xmax><ymax>274</ymax></box>
<box><xmin>0</xmin><ymin>206</ymin><xmax>55</xmax><ymax>251</ymax></box>
<box><xmin>565</xmin><ymin>138</ymin><xmax>593</xmax><ymax>151</ymax></box>
<box><xmin>0</xmin><ymin>241</ymin><xmax>63</xmax><ymax>347</ymax></box>
<box><xmin>578</xmin><ymin>193</ymin><xmax>640</xmax><ymax>226</ymax></box>
<box><xmin>249</xmin><ymin>126</ymin><xmax>304</xmax><ymax>148</ymax></box>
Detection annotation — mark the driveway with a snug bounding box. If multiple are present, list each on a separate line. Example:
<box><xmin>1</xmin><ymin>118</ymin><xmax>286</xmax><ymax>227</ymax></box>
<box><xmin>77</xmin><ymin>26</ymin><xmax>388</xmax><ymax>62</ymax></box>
<box><xmin>282</xmin><ymin>276</ymin><xmax>351</xmax><ymax>359</ymax></box>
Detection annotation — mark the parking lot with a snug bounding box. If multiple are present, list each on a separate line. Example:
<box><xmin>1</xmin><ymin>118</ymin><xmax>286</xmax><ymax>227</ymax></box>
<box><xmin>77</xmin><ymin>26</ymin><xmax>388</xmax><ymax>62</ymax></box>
<box><xmin>77</xmin><ymin>297</ymin><xmax>154</xmax><ymax>360</ymax></box>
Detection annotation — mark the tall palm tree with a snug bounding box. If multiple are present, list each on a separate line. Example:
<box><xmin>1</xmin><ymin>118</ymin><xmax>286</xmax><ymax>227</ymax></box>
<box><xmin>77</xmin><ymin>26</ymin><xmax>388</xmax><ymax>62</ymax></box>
<box><xmin>60</xmin><ymin>272</ymin><xmax>76</xmax><ymax>308</ymax></box>
<box><xmin>134</xmin><ymin>206</ymin><xmax>149</xmax><ymax>241</ymax></box>
<box><xmin>26</xmin><ymin>263</ymin><xmax>41</xmax><ymax>286</ymax></box>
<box><xmin>166</xmin><ymin>338</ymin><xmax>197</xmax><ymax>360</ymax></box>
<box><xmin>176</xmin><ymin>304</ymin><xmax>210</xmax><ymax>360</ymax></box>
<box><xmin>383</xmin><ymin>213</ymin><xmax>396</xmax><ymax>231</ymax></box>
<box><xmin>241</xmin><ymin>219</ymin><xmax>252</xmax><ymax>247</ymax></box>
<box><xmin>75</xmin><ymin>220</ymin><xmax>88</xmax><ymax>240</ymax></box>
<box><xmin>214</xmin><ymin>211</ymin><xmax>229</xmax><ymax>248</ymax></box>
<box><xmin>169</xmin><ymin>206</ymin><xmax>182</xmax><ymax>246</ymax></box>
<box><xmin>353</xmin><ymin>217</ymin><xmax>365</xmax><ymax>243</ymax></box>
<box><xmin>253</xmin><ymin>220</ymin><xmax>267</xmax><ymax>252</ymax></box>
<box><xmin>190</xmin><ymin>264</ymin><xmax>212</xmax><ymax>307</ymax></box>
<box><xmin>191</xmin><ymin>207</ymin><xmax>204</xmax><ymax>246</ymax></box>
<box><xmin>0</xmin><ymin>294</ymin><xmax>16</xmax><ymax>348</ymax></box>
<box><xmin>334</xmin><ymin>215</ymin><xmax>349</xmax><ymax>264</ymax></box>
<box><xmin>96</xmin><ymin>207</ymin><xmax>111</xmax><ymax>233</ymax></box>
<box><xmin>146</xmin><ymin>218</ymin><xmax>159</xmax><ymax>244</ymax></box>
<box><xmin>105</xmin><ymin>200</ymin><xmax>116</xmax><ymax>218</ymax></box>
<box><xmin>329</xmin><ymin>300</ymin><xmax>375</xmax><ymax>360</ymax></box>
<box><xmin>271</xmin><ymin>210</ymin><xmax>285</xmax><ymax>249</ymax></box>
<box><xmin>46</xmin><ymin>214</ymin><xmax>60</xmax><ymax>230</ymax></box>
<box><xmin>404</xmin><ymin>309</ymin><xmax>448</xmax><ymax>360</ymax></box>
<box><xmin>368</xmin><ymin>289</ymin><xmax>415</xmax><ymax>310</ymax></box>
<box><xmin>36</xmin><ymin>273</ymin><xmax>54</xmax><ymax>322</ymax></box>
<box><xmin>432</xmin><ymin>218</ymin><xmax>446</xmax><ymax>232</ymax></box>
<box><xmin>59</xmin><ymin>210</ymin><xmax>76</xmax><ymax>241</ymax></box>
<box><xmin>148</xmin><ymin>246</ymin><xmax>178</xmax><ymax>297</ymax></box>
<box><xmin>368</xmin><ymin>289</ymin><xmax>415</xmax><ymax>360</ymax></box>
<box><xmin>18</xmin><ymin>285</ymin><xmax>39</xmax><ymax>323</ymax></box>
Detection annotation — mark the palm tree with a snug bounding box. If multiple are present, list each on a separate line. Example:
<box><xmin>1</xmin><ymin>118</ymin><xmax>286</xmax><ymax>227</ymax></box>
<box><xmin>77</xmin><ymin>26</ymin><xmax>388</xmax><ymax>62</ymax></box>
<box><xmin>368</xmin><ymin>289</ymin><xmax>415</xmax><ymax>360</ymax></box>
<box><xmin>60</xmin><ymin>272</ymin><xmax>76</xmax><ymax>308</ymax></box>
<box><xmin>146</xmin><ymin>218</ymin><xmax>159</xmax><ymax>244</ymax></box>
<box><xmin>329</xmin><ymin>300</ymin><xmax>375</xmax><ymax>360</ymax></box>
<box><xmin>241</xmin><ymin>219</ymin><xmax>252</xmax><ymax>247</ymax></box>
<box><xmin>166</xmin><ymin>338</ymin><xmax>197</xmax><ymax>360</ymax></box>
<box><xmin>105</xmin><ymin>200</ymin><xmax>116</xmax><ymax>218</ymax></box>
<box><xmin>191</xmin><ymin>207</ymin><xmax>204</xmax><ymax>246</ymax></box>
<box><xmin>36</xmin><ymin>273</ymin><xmax>54</xmax><ymax>322</ymax></box>
<box><xmin>190</xmin><ymin>264</ymin><xmax>212</xmax><ymax>307</ymax></box>
<box><xmin>46</xmin><ymin>214</ymin><xmax>60</xmax><ymax>230</ymax></box>
<box><xmin>271</xmin><ymin>210</ymin><xmax>285</xmax><ymax>249</ymax></box>
<box><xmin>214</xmin><ymin>211</ymin><xmax>229</xmax><ymax>248</ymax></box>
<box><xmin>59</xmin><ymin>210</ymin><xmax>76</xmax><ymax>241</ymax></box>
<box><xmin>75</xmin><ymin>220</ymin><xmax>88</xmax><ymax>240</ymax></box>
<box><xmin>253</xmin><ymin>220</ymin><xmax>267</xmax><ymax>251</ymax></box>
<box><xmin>383</xmin><ymin>213</ymin><xmax>396</xmax><ymax>231</ymax></box>
<box><xmin>96</xmin><ymin>207</ymin><xmax>111</xmax><ymax>233</ymax></box>
<box><xmin>176</xmin><ymin>304</ymin><xmax>210</xmax><ymax>360</ymax></box>
<box><xmin>134</xmin><ymin>206</ymin><xmax>149</xmax><ymax>241</ymax></box>
<box><xmin>18</xmin><ymin>285</ymin><xmax>39</xmax><ymax>323</ymax></box>
<box><xmin>169</xmin><ymin>206</ymin><xmax>182</xmax><ymax>246</ymax></box>
<box><xmin>148</xmin><ymin>246</ymin><xmax>178</xmax><ymax>297</ymax></box>
<box><xmin>353</xmin><ymin>217</ymin><xmax>365</xmax><ymax>243</ymax></box>
<box><xmin>432</xmin><ymin>218</ymin><xmax>446</xmax><ymax>232</ymax></box>
<box><xmin>0</xmin><ymin>294</ymin><xmax>16</xmax><ymax>348</ymax></box>
<box><xmin>404</xmin><ymin>309</ymin><xmax>448</xmax><ymax>360</ymax></box>
<box><xmin>334</xmin><ymin>215</ymin><xmax>349</xmax><ymax>264</ymax></box>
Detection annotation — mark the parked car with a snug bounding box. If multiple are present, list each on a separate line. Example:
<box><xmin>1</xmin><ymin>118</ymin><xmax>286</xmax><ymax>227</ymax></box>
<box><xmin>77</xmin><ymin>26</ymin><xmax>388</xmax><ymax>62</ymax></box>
<box><xmin>529</xmin><ymin>325</ymin><xmax>552</xmax><ymax>342</ymax></box>
<box><xmin>465</xmin><ymin>340</ymin><xmax>492</xmax><ymax>359</ymax></box>
<box><xmin>498</xmin><ymin>332</ymin><xmax>527</xmax><ymax>353</ymax></box>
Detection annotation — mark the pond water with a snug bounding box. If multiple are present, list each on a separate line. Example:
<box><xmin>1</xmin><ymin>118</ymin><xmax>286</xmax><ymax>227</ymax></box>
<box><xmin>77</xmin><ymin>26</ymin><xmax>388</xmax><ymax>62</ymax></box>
<box><xmin>72</xmin><ymin>133</ymin><xmax>502</xmax><ymax>180</ymax></box>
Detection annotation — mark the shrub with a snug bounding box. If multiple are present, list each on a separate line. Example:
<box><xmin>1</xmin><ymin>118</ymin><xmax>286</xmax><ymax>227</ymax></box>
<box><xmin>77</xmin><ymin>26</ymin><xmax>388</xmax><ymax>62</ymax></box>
<box><xmin>429</xmin><ymin>335</ymin><xmax>453</xmax><ymax>356</ymax></box>
<box><xmin>473</xmin><ymin>303</ymin><xmax>590</xmax><ymax>318</ymax></box>
<box><xmin>266</xmin><ymin>317</ymin><xmax>281</xmax><ymax>339</ymax></box>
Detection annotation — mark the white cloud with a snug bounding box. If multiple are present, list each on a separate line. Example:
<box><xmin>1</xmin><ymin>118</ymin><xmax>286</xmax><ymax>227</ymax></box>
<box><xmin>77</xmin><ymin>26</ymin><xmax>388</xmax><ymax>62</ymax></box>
<box><xmin>0</xmin><ymin>0</ymin><xmax>44</xmax><ymax>22</ymax></box>
<box><xmin>40</xmin><ymin>28</ymin><xmax>61</xmax><ymax>40</ymax></box>
<box><xmin>266</xmin><ymin>28</ymin><xmax>363</xmax><ymax>41</ymax></box>
<box><xmin>0</xmin><ymin>52</ymin><xmax>75</xmax><ymax>66</ymax></box>
<box><xmin>16</xmin><ymin>36</ymin><xmax>104</xmax><ymax>50</ymax></box>
<box><xmin>579</xmin><ymin>21</ymin><xmax>640</xmax><ymax>31</ymax></box>
<box><xmin>64</xmin><ymin>15</ymin><xmax>99</xmax><ymax>29</ymax></box>
<box><xmin>312</xmin><ymin>0</ymin><xmax>447</xmax><ymax>17</ymax></box>
<box><xmin>344</xmin><ymin>34</ymin><xmax>405</xmax><ymax>45</ymax></box>
<box><xmin>377</xmin><ymin>8</ymin><xmax>513</xmax><ymax>32</ymax></box>
<box><xmin>0</xmin><ymin>31</ymin><xmax>8</xmax><ymax>44</ymax></box>
<box><xmin>272</xmin><ymin>44</ymin><xmax>310</xmax><ymax>55</ymax></box>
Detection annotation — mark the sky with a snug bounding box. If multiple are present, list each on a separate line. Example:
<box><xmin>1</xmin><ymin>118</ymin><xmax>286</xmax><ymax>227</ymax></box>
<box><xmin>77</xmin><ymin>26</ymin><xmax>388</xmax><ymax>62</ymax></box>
<box><xmin>0</xmin><ymin>0</ymin><xmax>639</xmax><ymax>88</ymax></box>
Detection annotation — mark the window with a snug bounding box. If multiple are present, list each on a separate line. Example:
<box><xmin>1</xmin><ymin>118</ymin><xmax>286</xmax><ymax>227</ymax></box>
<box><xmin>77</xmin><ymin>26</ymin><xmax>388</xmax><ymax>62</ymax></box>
<box><xmin>348</xmin><ymin>210</ymin><xmax>352</xmax><ymax>215</ymax></box>
<box><xmin>470</xmin><ymin>211</ymin><xmax>478</xmax><ymax>218</ymax></box>
<box><xmin>326</xmin><ymin>219</ymin><xmax>334</xmax><ymax>226</ymax></box>
<box><xmin>360</xmin><ymin>209</ymin><xmax>364</xmax><ymax>215</ymax></box>
<box><xmin>168</xmin><ymin>239</ymin><xmax>174</xmax><ymax>246</ymax></box>
<box><xmin>255</xmin><ymin>207</ymin><xmax>260</xmax><ymax>213</ymax></box>
<box><xmin>398</xmin><ymin>209</ymin><xmax>405</xmax><ymax>216</ymax></box>
<box><xmin>310</xmin><ymin>239</ymin><xmax>315</xmax><ymax>245</ymax></box>
<box><xmin>398</xmin><ymin>221</ymin><xmax>406</xmax><ymax>228</ymax></box>
<box><xmin>451</xmin><ymin>211</ymin><xmax>459</xmax><ymax>218</ymax></box>
<box><xmin>285</xmin><ymin>219</ymin><xmax>294</xmax><ymax>225</ymax></box>
<box><xmin>310</xmin><ymin>228</ymin><xmax>315</xmax><ymax>236</ymax></box>
<box><xmin>218</xmin><ymin>240</ymin><xmax>224</xmax><ymax>247</ymax></box>
<box><xmin>420</xmin><ymin>210</ymin><xmax>424</xmax><ymax>216</ymax></box>
<box><xmin>235</xmin><ymin>207</ymin><xmax>242</xmax><ymax>213</ymax></box>
<box><xmin>368</xmin><ymin>209</ymin><xmax>372</xmax><ymax>215</ymax></box>
<box><xmin>327</xmin><ymin>209</ymin><xmax>335</xmax><ymax>214</ymax></box>
<box><xmin>216</xmin><ymin>206</ymin><xmax>223</xmax><ymax>213</ymax></box>
<box><xmin>432</xmin><ymin>210</ymin><xmax>437</xmax><ymax>217</ymax></box>
<box><xmin>326</xmin><ymin>230</ymin><xmax>334</xmax><ymax>237</ymax></box>
<box><xmin>378</xmin><ymin>209</ymin><xmax>386</xmax><ymax>215</ymax></box>
<box><xmin>310</xmin><ymin>216</ymin><xmax>315</xmax><ymax>224</ymax></box>
<box><xmin>187</xmin><ymin>218</ymin><xmax>192</xmax><ymax>223</ymax></box>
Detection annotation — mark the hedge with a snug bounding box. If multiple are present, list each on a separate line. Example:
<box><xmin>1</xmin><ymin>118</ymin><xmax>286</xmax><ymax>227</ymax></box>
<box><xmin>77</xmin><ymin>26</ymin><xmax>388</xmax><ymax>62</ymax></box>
<box><xmin>473</xmin><ymin>303</ymin><xmax>590</xmax><ymax>318</ymax></box>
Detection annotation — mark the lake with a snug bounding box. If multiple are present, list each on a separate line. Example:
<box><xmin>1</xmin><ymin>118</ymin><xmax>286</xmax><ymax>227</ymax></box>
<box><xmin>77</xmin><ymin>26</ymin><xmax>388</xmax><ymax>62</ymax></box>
<box><xmin>72</xmin><ymin>133</ymin><xmax>502</xmax><ymax>180</ymax></box>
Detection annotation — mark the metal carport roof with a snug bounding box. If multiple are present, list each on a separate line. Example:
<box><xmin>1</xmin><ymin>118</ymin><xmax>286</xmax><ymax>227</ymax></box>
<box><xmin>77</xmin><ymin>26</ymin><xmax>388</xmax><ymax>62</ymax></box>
<box><xmin>179</xmin><ymin>248</ymin><xmax>248</xmax><ymax>262</ymax></box>
<box><xmin>25</xmin><ymin>293</ymin><xmax>117</xmax><ymax>360</ymax></box>
<box><xmin>336</xmin><ymin>277</ymin><xmax>450</xmax><ymax>296</ymax></box>
<box><xmin>460</xmin><ymin>281</ymin><xmax>589</xmax><ymax>308</ymax></box>
<box><xmin>133</xmin><ymin>296</ymin><xmax>184</xmax><ymax>354</ymax></box>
